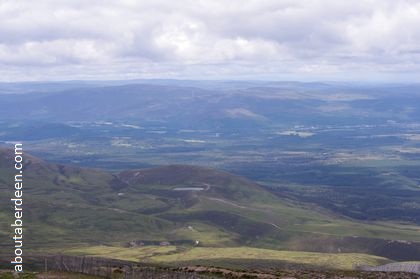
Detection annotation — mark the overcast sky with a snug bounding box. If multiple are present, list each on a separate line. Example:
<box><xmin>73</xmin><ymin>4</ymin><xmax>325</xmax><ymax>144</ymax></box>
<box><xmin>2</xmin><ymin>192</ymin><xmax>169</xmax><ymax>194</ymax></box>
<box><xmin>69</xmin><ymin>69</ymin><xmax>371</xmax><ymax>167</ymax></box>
<box><xmin>1</xmin><ymin>0</ymin><xmax>420</xmax><ymax>82</ymax></box>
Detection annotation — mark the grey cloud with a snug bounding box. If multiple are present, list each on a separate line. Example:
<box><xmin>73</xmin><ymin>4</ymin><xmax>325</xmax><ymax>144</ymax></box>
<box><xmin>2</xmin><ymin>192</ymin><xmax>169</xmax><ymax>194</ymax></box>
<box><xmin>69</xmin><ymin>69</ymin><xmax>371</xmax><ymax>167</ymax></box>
<box><xmin>0</xmin><ymin>0</ymin><xmax>419</xmax><ymax>81</ymax></box>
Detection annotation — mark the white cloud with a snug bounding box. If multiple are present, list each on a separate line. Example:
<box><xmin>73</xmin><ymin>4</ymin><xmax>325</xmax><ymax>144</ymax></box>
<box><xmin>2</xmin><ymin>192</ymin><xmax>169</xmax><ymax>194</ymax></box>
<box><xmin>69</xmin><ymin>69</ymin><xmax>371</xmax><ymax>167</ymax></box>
<box><xmin>0</xmin><ymin>0</ymin><xmax>419</xmax><ymax>81</ymax></box>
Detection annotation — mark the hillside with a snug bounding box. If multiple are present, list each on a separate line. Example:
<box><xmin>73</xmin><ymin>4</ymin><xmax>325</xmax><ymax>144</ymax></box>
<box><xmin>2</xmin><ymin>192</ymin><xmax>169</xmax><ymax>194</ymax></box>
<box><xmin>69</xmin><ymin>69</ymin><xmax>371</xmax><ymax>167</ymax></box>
<box><xmin>118</xmin><ymin>164</ymin><xmax>273</xmax><ymax>202</ymax></box>
<box><xmin>0</xmin><ymin>147</ymin><xmax>419</xmax><ymax>269</ymax></box>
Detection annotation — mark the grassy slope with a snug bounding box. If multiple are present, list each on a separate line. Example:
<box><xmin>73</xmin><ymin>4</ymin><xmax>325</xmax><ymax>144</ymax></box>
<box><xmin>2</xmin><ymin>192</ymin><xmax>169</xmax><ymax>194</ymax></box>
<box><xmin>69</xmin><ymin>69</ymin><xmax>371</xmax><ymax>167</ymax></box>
<box><xmin>66</xmin><ymin>245</ymin><xmax>391</xmax><ymax>270</ymax></box>
<box><xmin>187</xmin><ymin>196</ymin><xmax>420</xmax><ymax>242</ymax></box>
<box><xmin>119</xmin><ymin>164</ymin><xmax>420</xmax><ymax>243</ymax></box>
<box><xmin>0</xmin><ymin>148</ymin><xmax>174</xmax><ymax>248</ymax></box>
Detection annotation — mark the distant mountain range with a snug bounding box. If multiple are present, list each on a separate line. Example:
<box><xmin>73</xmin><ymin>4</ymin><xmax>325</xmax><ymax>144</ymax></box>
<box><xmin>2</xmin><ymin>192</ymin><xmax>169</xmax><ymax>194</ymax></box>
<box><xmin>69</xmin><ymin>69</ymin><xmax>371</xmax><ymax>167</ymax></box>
<box><xmin>1</xmin><ymin>82</ymin><xmax>420</xmax><ymax>126</ymax></box>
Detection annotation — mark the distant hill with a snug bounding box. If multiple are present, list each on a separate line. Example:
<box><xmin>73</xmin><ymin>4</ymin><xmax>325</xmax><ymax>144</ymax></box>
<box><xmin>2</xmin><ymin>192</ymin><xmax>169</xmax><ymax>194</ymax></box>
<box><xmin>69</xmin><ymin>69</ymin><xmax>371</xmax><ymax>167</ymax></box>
<box><xmin>119</xmin><ymin>164</ymin><xmax>271</xmax><ymax>202</ymax></box>
<box><xmin>2</xmin><ymin>82</ymin><xmax>420</xmax><ymax>128</ymax></box>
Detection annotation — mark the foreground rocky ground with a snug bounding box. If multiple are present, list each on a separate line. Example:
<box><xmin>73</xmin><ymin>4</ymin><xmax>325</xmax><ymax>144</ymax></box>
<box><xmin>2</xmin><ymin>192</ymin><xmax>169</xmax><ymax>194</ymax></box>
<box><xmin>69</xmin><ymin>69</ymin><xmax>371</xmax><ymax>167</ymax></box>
<box><xmin>178</xmin><ymin>266</ymin><xmax>419</xmax><ymax>278</ymax></box>
<box><xmin>1</xmin><ymin>268</ymin><xmax>418</xmax><ymax>279</ymax></box>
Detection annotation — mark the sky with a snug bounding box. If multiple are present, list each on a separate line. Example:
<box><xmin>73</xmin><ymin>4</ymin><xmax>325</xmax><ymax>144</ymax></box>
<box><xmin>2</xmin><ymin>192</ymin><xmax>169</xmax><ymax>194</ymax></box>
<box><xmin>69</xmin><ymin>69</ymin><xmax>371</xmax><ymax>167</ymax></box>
<box><xmin>1</xmin><ymin>0</ymin><xmax>420</xmax><ymax>82</ymax></box>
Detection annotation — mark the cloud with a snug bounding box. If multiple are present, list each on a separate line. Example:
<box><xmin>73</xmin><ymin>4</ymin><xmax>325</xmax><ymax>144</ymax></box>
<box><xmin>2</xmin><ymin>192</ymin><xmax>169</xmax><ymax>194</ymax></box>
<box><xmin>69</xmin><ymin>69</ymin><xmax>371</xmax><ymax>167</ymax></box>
<box><xmin>0</xmin><ymin>0</ymin><xmax>419</xmax><ymax>81</ymax></box>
